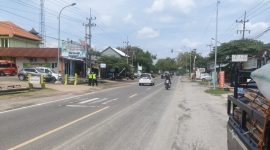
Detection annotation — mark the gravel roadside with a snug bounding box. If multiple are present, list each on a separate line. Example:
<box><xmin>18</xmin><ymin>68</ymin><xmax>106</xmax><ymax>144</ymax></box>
<box><xmin>147</xmin><ymin>76</ymin><xmax>228</xmax><ymax>150</ymax></box>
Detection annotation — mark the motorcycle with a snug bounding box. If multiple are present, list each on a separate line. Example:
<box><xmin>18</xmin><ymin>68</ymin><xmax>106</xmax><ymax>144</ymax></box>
<box><xmin>165</xmin><ymin>79</ymin><xmax>170</xmax><ymax>90</ymax></box>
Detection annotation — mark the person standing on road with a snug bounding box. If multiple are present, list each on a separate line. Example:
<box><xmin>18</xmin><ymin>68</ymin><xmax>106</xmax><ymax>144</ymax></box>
<box><xmin>93</xmin><ymin>72</ymin><xmax>98</xmax><ymax>86</ymax></box>
<box><xmin>88</xmin><ymin>72</ymin><xmax>93</xmax><ymax>86</ymax></box>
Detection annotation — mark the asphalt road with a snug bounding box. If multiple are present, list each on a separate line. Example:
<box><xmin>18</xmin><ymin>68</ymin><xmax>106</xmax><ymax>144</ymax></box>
<box><xmin>0</xmin><ymin>76</ymin><xmax>228</xmax><ymax>150</ymax></box>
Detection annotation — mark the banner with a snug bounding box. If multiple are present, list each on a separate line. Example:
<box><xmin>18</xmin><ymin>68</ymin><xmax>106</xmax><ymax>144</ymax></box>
<box><xmin>219</xmin><ymin>71</ymin><xmax>225</xmax><ymax>88</ymax></box>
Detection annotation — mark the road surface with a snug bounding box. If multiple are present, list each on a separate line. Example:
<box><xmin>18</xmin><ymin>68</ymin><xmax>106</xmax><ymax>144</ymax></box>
<box><xmin>0</xmin><ymin>76</ymin><xmax>228</xmax><ymax>150</ymax></box>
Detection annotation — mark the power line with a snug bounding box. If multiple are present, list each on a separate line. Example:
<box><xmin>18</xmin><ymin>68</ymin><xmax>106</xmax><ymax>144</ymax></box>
<box><xmin>0</xmin><ymin>8</ymin><xmax>83</xmax><ymax>39</ymax></box>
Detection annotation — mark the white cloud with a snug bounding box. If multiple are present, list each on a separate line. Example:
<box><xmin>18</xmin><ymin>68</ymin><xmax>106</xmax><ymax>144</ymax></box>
<box><xmin>170</xmin><ymin>0</ymin><xmax>195</xmax><ymax>14</ymax></box>
<box><xmin>158</xmin><ymin>16</ymin><xmax>174</xmax><ymax>23</ymax></box>
<box><xmin>100</xmin><ymin>15</ymin><xmax>112</xmax><ymax>26</ymax></box>
<box><xmin>146</xmin><ymin>0</ymin><xmax>195</xmax><ymax>14</ymax></box>
<box><xmin>246</xmin><ymin>22</ymin><xmax>269</xmax><ymax>36</ymax></box>
<box><xmin>46</xmin><ymin>40</ymin><xmax>58</xmax><ymax>48</ymax></box>
<box><xmin>180</xmin><ymin>38</ymin><xmax>200</xmax><ymax>49</ymax></box>
<box><xmin>146</xmin><ymin>0</ymin><xmax>165</xmax><ymax>13</ymax></box>
<box><xmin>123</xmin><ymin>13</ymin><xmax>134</xmax><ymax>23</ymax></box>
<box><xmin>137</xmin><ymin>27</ymin><xmax>160</xmax><ymax>39</ymax></box>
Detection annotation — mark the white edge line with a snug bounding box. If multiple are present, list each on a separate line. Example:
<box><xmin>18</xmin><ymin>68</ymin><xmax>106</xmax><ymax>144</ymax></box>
<box><xmin>0</xmin><ymin>92</ymin><xmax>95</xmax><ymax>114</ymax></box>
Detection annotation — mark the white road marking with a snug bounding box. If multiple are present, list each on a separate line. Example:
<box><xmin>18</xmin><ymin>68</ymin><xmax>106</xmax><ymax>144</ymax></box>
<box><xmin>91</xmin><ymin>98</ymin><xmax>108</xmax><ymax>104</ymax></box>
<box><xmin>8</xmin><ymin>107</ymin><xmax>109</xmax><ymax>150</ymax></box>
<box><xmin>129</xmin><ymin>93</ymin><xmax>137</xmax><ymax>98</ymax></box>
<box><xmin>0</xmin><ymin>92</ymin><xmax>95</xmax><ymax>114</ymax></box>
<box><xmin>66</xmin><ymin>105</ymin><xmax>95</xmax><ymax>108</ymax></box>
<box><xmin>102</xmin><ymin>98</ymin><xmax>118</xmax><ymax>105</ymax></box>
<box><xmin>146</xmin><ymin>87</ymin><xmax>151</xmax><ymax>91</ymax></box>
<box><xmin>79</xmin><ymin>98</ymin><xmax>99</xmax><ymax>104</ymax></box>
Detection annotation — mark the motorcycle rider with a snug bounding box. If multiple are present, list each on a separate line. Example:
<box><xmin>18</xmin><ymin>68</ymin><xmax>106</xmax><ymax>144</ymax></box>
<box><xmin>164</xmin><ymin>73</ymin><xmax>171</xmax><ymax>85</ymax></box>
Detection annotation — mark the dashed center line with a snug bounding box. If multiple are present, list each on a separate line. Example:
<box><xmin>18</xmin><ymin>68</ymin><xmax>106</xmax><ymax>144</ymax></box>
<box><xmin>102</xmin><ymin>98</ymin><xmax>118</xmax><ymax>105</ymax></box>
<box><xmin>129</xmin><ymin>93</ymin><xmax>137</xmax><ymax>98</ymax></box>
<box><xmin>79</xmin><ymin>98</ymin><xmax>99</xmax><ymax>104</ymax></box>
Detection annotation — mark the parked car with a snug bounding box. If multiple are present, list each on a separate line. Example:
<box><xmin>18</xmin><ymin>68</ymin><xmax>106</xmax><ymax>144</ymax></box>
<box><xmin>36</xmin><ymin>67</ymin><xmax>61</xmax><ymax>81</ymax></box>
<box><xmin>200</xmin><ymin>73</ymin><xmax>212</xmax><ymax>81</ymax></box>
<box><xmin>18</xmin><ymin>68</ymin><xmax>54</xmax><ymax>82</ymax></box>
<box><xmin>0</xmin><ymin>60</ymin><xmax>17</xmax><ymax>76</ymax></box>
<box><xmin>139</xmin><ymin>73</ymin><xmax>155</xmax><ymax>86</ymax></box>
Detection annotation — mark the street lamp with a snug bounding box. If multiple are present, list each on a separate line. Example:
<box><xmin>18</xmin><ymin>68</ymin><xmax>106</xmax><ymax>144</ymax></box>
<box><xmin>211</xmin><ymin>37</ymin><xmax>222</xmax><ymax>44</ymax></box>
<box><xmin>57</xmin><ymin>3</ymin><xmax>76</xmax><ymax>83</ymax></box>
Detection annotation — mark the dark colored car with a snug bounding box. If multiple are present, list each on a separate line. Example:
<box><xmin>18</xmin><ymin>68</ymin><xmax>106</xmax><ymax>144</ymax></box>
<box><xmin>18</xmin><ymin>68</ymin><xmax>54</xmax><ymax>82</ymax></box>
<box><xmin>0</xmin><ymin>60</ymin><xmax>17</xmax><ymax>76</ymax></box>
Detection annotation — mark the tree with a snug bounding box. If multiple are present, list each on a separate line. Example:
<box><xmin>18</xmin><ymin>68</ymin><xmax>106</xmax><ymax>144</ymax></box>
<box><xmin>155</xmin><ymin>57</ymin><xmax>178</xmax><ymax>72</ymax></box>
<box><xmin>175</xmin><ymin>51</ymin><xmax>208</xmax><ymax>73</ymax></box>
<box><xmin>209</xmin><ymin>39</ymin><xmax>268</xmax><ymax>64</ymax></box>
<box><xmin>123</xmin><ymin>46</ymin><xmax>156</xmax><ymax>73</ymax></box>
<box><xmin>98</xmin><ymin>56</ymin><xmax>129</xmax><ymax>77</ymax></box>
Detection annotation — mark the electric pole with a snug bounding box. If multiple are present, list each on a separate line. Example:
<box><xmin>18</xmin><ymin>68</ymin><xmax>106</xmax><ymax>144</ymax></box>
<box><xmin>40</xmin><ymin>0</ymin><xmax>45</xmax><ymax>47</ymax></box>
<box><xmin>84</xmin><ymin>8</ymin><xmax>96</xmax><ymax>73</ymax></box>
<box><xmin>123</xmin><ymin>36</ymin><xmax>129</xmax><ymax>65</ymax></box>
<box><xmin>236</xmin><ymin>11</ymin><xmax>250</xmax><ymax>39</ymax></box>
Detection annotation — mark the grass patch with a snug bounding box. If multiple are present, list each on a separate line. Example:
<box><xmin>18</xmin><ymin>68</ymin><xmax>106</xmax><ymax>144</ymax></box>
<box><xmin>0</xmin><ymin>88</ymin><xmax>57</xmax><ymax>100</ymax></box>
<box><xmin>198</xmin><ymin>81</ymin><xmax>213</xmax><ymax>86</ymax></box>
<box><xmin>205</xmin><ymin>88</ymin><xmax>229</xmax><ymax>96</ymax></box>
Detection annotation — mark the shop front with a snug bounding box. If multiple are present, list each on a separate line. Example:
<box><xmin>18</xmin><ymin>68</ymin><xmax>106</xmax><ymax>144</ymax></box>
<box><xmin>61</xmin><ymin>41</ymin><xmax>86</xmax><ymax>77</ymax></box>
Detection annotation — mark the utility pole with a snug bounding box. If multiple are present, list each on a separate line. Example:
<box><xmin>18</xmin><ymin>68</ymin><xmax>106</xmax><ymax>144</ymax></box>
<box><xmin>40</xmin><ymin>0</ymin><xmax>45</xmax><ymax>47</ymax></box>
<box><xmin>123</xmin><ymin>36</ymin><xmax>129</xmax><ymax>65</ymax></box>
<box><xmin>213</xmin><ymin>0</ymin><xmax>220</xmax><ymax>90</ymax></box>
<box><xmin>189</xmin><ymin>52</ymin><xmax>192</xmax><ymax>77</ymax></box>
<box><xmin>193</xmin><ymin>49</ymin><xmax>197</xmax><ymax>72</ymax></box>
<box><xmin>236</xmin><ymin>11</ymin><xmax>250</xmax><ymax>39</ymax></box>
<box><xmin>84</xmin><ymin>8</ymin><xmax>96</xmax><ymax>73</ymax></box>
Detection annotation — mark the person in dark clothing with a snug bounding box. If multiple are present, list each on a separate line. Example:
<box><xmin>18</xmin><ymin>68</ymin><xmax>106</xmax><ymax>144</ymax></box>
<box><xmin>165</xmin><ymin>74</ymin><xmax>171</xmax><ymax>84</ymax></box>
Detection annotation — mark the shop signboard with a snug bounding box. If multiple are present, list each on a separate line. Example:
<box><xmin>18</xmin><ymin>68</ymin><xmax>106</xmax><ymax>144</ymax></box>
<box><xmin>232</xmin><ymin>54</ymin><xmax>248</xmax><ymax>62</ymax></box>
<box><xmin>61</xmin><ymin>41</ymin><xmax>86</xmax><ymax>59</ymax></box>
<box><xmin>23</xmin><ymin>63</ymin><xmax>51</xmax><ymax>68</ymax></box>
<box><xmin>100</xmin><ymin>63</ymin><xmax>106</xmax><ymax>68</ymax></box>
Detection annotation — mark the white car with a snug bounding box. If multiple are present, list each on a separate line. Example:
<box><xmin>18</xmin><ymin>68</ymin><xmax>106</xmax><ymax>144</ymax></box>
<box><xmin>200</xmin><ymin>73</ymin><xmax>212</xmax><ymax>81</ymax></box>
<box><xmin>139</xmin><ymin>73</ymin><xmax>155</xmax><ymax>86</ymax></box>
<box><xmin>36</xmin><ymin>67</ymin><xmax>61</xmax><ymax>81</ymax></box>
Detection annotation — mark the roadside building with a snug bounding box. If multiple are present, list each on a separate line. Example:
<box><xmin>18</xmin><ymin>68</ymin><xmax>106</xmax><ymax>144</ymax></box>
<box><xmin>0</xmin><ymin>21</ymin><xmax>59</xmax><ymax>71</ymax></box>
<box><xmin>0</xmin><ymin>21</ymin><xmax>88</xmax><ymax>77</ymax></box>
<box><xmin>0</xmin><ymin>47</ymin><xmax>57</xmax><ymax>71</ymax></box>
<box><xmin>0</xmin><ymin>21</ymin><xmax>40</xmax><ymax>48</ymax></box>
<box><xmin>101</xmin><ymin>46</ymin><xmax>129</xmax><ymax>58</ymax></box>
<box><xmin>61</xmin><ymin>40</ymin><xmax>86</xmax><ymax>77</ymax></box>
<box><xmin>100</xmin><ymin>47</ymin><xmax>129</xmax><ymax>79</ymax></box>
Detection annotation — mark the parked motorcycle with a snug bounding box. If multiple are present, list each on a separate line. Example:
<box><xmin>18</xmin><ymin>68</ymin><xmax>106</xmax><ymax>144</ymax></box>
<box><xmin>165</xmin><ymin>79</ymin><xmax>170</xmax><ymax>90</ymax></box>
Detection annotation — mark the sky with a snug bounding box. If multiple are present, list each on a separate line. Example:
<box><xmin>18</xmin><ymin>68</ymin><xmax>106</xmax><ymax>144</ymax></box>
<box><xmin>1</xmin><ymin>0</ymin><xmax>270</xmax><ymax>59</ymax></box>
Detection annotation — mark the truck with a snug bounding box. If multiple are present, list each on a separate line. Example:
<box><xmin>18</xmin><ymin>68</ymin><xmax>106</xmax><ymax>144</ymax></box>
<box><xmin>227</xmin><ymin>69</ymin><xmax>270</xmax><ymax>150</ymax></box>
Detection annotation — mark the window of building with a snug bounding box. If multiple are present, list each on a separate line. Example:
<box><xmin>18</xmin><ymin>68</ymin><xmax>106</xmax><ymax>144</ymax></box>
<box><xmin>0</xmin><ymin>38</ymin><xmax>9</xmax><ymax>47</ymax></box>
<box><xmin>52</xmin><ymin>63</ymin><xmax>57</xmax><ymax>68</ymax></box>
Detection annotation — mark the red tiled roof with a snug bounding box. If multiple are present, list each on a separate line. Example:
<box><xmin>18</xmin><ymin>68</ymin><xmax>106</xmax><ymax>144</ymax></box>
<box><xmin>0</xmin><ymin>47</ymin><xmax>58</xmax><ymax>58</ymax></box>
<box><xmin>0</xmin><ymin>21</ymin><xmax>41</xmax><ymax>41</ymax></box>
